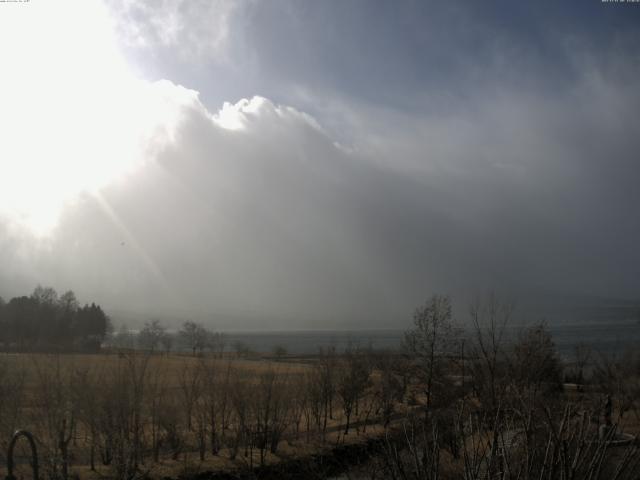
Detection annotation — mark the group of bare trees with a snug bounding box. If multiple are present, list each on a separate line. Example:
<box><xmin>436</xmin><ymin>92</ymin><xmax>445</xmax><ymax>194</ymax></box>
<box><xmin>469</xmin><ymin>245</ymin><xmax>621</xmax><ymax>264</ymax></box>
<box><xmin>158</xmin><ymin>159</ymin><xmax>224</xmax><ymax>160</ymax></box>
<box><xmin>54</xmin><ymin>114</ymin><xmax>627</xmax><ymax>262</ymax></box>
<box><xmin>0</xmin><ymin>344</ymin><xmax>402</xmax><ymax>480</ymax></box>
<box><xmin>113</xmin><ymin>320</ymin><xmax>226</xmax><ymax>357</ymax></box>
<box><xmin>365</xmin><ymin>293</ymin><xmax>640</xmax><ymax>480</ymax></box>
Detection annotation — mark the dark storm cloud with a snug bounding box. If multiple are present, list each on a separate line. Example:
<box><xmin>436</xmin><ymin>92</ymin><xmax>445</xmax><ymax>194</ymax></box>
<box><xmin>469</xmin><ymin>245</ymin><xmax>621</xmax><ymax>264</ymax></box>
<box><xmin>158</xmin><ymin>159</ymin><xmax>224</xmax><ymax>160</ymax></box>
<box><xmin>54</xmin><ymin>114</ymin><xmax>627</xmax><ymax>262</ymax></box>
<box><xmin>1</xmin><ymin>2</ymin><xmax>639</xmax><ymax>327</ymax></box>
<box><xmin>110</xmin><ymin>1</ymin><xmax>640</xmax><ymax>116</ymax></box>
<box><xmin>4</xmin><ymin>68</ymin><xmax>638</xmax><ymax>328</ymax></box>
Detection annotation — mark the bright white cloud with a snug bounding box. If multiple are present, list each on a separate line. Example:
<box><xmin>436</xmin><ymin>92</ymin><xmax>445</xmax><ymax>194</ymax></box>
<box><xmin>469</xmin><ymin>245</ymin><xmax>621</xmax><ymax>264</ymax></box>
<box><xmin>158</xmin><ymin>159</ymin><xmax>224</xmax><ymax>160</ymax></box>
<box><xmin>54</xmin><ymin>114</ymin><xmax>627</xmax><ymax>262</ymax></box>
<box><xmin>0</xmin><ymin>0</ymin><xmax>195</xmax><ymax>234</ymax></box>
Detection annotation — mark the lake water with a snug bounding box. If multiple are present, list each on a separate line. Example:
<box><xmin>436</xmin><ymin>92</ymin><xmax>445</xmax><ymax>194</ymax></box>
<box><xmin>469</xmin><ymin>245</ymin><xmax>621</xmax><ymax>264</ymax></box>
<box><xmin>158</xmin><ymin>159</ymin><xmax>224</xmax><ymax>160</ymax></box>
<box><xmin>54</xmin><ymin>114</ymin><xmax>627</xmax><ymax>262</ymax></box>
<box><xmin>223</xmin><ymin>320</ymin><xmax>640</xmax><ymax>360</ymax></box>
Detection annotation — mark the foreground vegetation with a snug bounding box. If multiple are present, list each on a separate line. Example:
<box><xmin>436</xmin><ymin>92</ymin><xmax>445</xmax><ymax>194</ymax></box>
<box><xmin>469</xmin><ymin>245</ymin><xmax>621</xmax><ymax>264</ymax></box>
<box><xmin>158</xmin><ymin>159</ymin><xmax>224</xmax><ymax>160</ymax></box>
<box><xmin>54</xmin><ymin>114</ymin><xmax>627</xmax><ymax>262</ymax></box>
<box><xmin>0</xmin><ymin>293</ymin><xmax>639</xmax><ymax>480</ymax></box>
<box><xmin>362</xmin><ymin>295</ymin><xmax>640</xmax><ymax>480</ymax></box>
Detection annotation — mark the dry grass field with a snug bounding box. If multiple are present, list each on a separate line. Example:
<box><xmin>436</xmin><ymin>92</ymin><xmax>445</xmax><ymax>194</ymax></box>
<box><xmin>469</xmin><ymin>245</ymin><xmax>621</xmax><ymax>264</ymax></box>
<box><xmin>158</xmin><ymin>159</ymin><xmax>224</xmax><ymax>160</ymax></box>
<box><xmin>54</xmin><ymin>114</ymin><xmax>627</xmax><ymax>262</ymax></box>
<box><xmin>0</xmin><ymin>352</ymin><xmax>310</xmax><ymax>389</ymax></box>
<box><xmin>0</xmin><ymin>350</ymin><xmax>399</xmax><ymax>480</ymax></box>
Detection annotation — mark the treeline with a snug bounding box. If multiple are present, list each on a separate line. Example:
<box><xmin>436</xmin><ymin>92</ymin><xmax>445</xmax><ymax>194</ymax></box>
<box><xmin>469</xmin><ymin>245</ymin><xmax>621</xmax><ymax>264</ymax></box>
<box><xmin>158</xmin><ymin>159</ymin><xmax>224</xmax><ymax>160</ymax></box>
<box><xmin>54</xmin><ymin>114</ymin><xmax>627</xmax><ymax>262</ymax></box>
<box><xmin>109</xmin><ymin>319</ymin><xmax>227</xmax><ymax>356</ymax></box>
<box><xmin>0</xmin><ymin>286</ymin><xmax>110</xmax><ymax>352</ymax></box>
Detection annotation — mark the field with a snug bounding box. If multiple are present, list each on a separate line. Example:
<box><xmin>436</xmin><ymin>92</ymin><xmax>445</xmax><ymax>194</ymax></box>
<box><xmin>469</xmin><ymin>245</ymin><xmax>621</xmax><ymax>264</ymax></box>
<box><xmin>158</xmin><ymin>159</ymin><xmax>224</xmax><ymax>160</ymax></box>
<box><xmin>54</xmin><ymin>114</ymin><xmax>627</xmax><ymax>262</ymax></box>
<box><xmin>0</xmin><ymin>350</ymin><xmax>400</xmax><ymax>480</ymax></box>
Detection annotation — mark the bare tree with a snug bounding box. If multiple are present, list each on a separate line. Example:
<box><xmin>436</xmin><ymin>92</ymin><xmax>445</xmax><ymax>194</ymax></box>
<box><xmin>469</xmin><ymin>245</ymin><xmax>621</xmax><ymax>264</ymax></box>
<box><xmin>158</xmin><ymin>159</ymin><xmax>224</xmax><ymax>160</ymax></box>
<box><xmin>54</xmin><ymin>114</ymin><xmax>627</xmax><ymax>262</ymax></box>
<box><xmin>160</xmin><ymin>332</ymin><xmax>173</xmax><ymax>355</ymax></box>
<box><xmin>233</xmin><ymin>340</ymin><xmax>250</xmax><ymax>358</ymax></box>
<box><xmin>336</xmin><ymin>345</ymin><xmax>372</xmax><ymax>435</ymax></box>
<box><xmin>74</xmin><ymin>362</ymin><xmax>103</xmax><ymax>471</ymax></box>
<box><xmin>404</xmin><ymin>294</ymin><xmax>457</xmax><ymax>409</ymax></box>
<box><xmin>510</xmin><ymin>322</ymin><xmax>563</xmax><ymax>407</ymax></box>
<box><xmin>593</xmin><ymin>348</ymin><xmax>640</xmax><ymax>424</ymax></box>
<box><xmin>229</xmin><ymin>370</ymin><xmax>249</xmax><ymax>460</ymax></box>
<box><xmin>305</xmin><ymin>368</ymin><xmax>324</xmax><ymax>439</ymax></box>
<box><xmin>272</xmin><ymin>344</ymin><xmax>288</xmax><ymax>360</ymax></box>
<box><xmin>178</xmin><ymin>360</ymin><xmax>203</xmax><ymax>431</ymax></box>
<box><xmin>208</xmin><ymin>331</ymin><xmax>226</xmax><ymax>358</ymax></box>
<box><xmin>468</xmin><ymin>293</ymin><xmax>513</xmax><ymax>414</ymax></box>
<box><xmin>31</xmin><ymin>356</ymin><xmax>77</xmax><ymax>480</ymax></box>
<box><xmin>194</xmin><ymin>382</ymin><xmax>209</xmax><ymax>461</ymax></box>
<box><xmin>157</xmin><ymin>391</ymin><xmax>184</xmax><ymax>461</ymax></box>
<box><xmin>372</xmin><ymin>352</ymin><xmax>404</xmax><ymax>428</ymax></box>
<box><xmin>146</xmin><ymin>358</ymin><xmax>169</xmax><ymax>463</ymax></box>
<box><xmin>251</xmin><ymin>369</ymin><xmax>291</xmax><ymax>464</ymax></box>
<box><xmin>137</xmin><ymin>319</ymin><xmax>166</xmax><ymax>352</ymax></box>
<box><xmin>180</xmin><ymin>321</ymin><xmax>210</xmax><ymax>356</ymax></box>
<box><xmin>93</xmin><ymin>353</ymin><xmax>151</xmax><ymax>475</ymax></box>
<box><xmin>289</xmin><ymin>373</ymin><xmax>308</xmax><ymax>440</ymax></box>
<box><xmin>316</xmin><ymin>346</ymin><xmax>337</xmax><ymax>439</ymax></box>
<box><xmin>199</xmin><ymin>356</ymin><xmax>219</xmax><ymax>455</ymax></box>
<box><xmin>367</xmin><ymin>400</ymin><xmax>640</xmax><ymax>480</ymax></box>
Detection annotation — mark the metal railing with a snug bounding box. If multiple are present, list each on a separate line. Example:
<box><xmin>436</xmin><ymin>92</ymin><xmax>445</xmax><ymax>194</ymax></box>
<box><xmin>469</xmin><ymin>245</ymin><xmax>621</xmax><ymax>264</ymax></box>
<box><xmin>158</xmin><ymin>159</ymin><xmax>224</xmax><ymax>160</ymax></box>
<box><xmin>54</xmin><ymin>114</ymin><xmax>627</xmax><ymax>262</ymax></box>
<box><xmin>5</xmin><ymin>430</ymin><xmax>38</xmax><ymax>480</ymax></box>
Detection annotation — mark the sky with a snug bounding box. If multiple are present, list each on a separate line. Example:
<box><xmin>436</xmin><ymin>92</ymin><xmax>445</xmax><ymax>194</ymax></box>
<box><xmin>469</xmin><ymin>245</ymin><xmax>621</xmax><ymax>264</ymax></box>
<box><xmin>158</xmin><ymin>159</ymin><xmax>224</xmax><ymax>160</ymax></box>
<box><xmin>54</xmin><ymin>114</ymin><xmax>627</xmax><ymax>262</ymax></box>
<box><xmin>0</xmin><ymin>0</ymin><xmax>639</xmax><ymax>329</ymax></box>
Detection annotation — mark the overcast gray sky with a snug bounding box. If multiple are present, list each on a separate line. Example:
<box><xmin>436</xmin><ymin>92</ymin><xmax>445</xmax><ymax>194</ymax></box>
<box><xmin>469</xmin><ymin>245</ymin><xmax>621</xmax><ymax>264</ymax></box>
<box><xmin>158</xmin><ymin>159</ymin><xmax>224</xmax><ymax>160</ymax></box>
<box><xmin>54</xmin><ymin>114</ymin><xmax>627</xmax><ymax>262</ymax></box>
<box><xmin>1</xmin><ymin>1</ymin><xmax>639</xmax><ymax>328</ymax></box>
